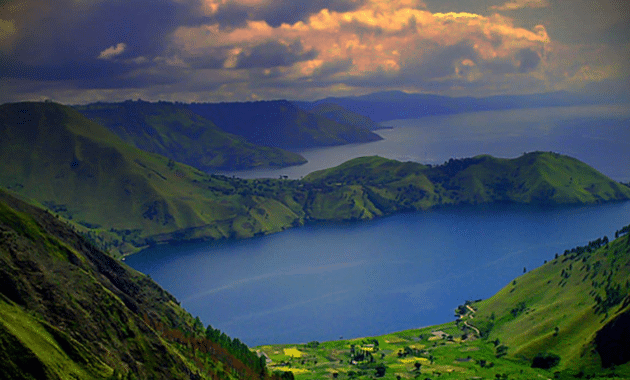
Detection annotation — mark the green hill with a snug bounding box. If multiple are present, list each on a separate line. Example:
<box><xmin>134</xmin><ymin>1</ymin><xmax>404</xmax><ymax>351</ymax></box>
<box><xmin>74</xmin><ymin>100</ymin><xmax>307</xmax><ymax>171</ymax></box>
<box><xmin>301</xmin><ymin>102</ymin><xmax>385</xmax><ymax>131</ymax></box>
<box><xmin>0</xmin><ymin>102</ymin><xmax>305</xmax><ymax>255</ymax></box>
<box><xmin>0</xmin><ymin>190</ymin><xmax>289</xmax><ymax>380</ymax></box>
<box><xmin>1</xmin><ymin>102</ymin><xmax>628</xmax><ymax>256</ymax></box>
<box><xmin>301</xmin><ymin>154</ymin><xmax>630</xmax><ymax>220</ymax></box>
<box><xmin>470</xmin><ymin>226</ymin><xmax>630</xmax><ymax>376</ymax></box>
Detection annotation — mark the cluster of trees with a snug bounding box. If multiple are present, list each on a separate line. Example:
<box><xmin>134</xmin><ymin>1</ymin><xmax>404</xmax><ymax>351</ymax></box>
<box><xmin>614</xmin><ymin>224</ymin><xmax>630</xmax><ymax>239</ymax></box>
<box><xmin>141</xmin><ymin>314</ymin><xmax>293</xmax><ymax>380</ymax></box>
<box><xmin>205</xmin><ymin>324</ymin><xmax>267</xmax><ymax>376</ymax></box>
<box><xmin>560</xmin><ymin>236</ymin><xmax>609</xmax><ymax>259</ymax></box>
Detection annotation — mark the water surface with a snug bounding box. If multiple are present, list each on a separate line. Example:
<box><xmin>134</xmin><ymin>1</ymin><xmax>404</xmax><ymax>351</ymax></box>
<box><xmin>222</xmin><ymin>105</ymin><xmax>630</xmax><ymax>182</ymax></box>
<box><xmin>127</xmin><ymin>202</ymin><xmax>630</xmax><ymax>346</ymax></box>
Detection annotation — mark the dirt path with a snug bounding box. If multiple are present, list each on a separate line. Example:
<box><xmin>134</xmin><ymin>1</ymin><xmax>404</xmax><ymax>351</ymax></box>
<box><xmin>463</xmin><ymin>321</ymin><xmax>480</xmax><ymax>336</ymax></box>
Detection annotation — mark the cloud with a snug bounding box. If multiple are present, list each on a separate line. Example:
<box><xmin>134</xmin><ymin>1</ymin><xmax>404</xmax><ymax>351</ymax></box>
<box><xmin>98</xmin><ymin>43</ymin><xmax>127</xmax><ymax>59</ymax></box>
<box><xmin>197</xmin><ymin>0</ymin><xmax>369</xmax><ymax>27</ymax></box>
<box><xmin>490</xmin><ymin>0</ymin><xmax>549</xmax><ymax>11</ymax></box>
<box><xmin>515</xmin><ymin>48</ymin><xmax>540</xmax><ymax>73</ymax></box>
<box><xmin>0</xmin><ymin>19</ymin><xmax>16</xmax><ymax>40</ymax></box>
<box><xmin>1</xmin><ymin>0</ymin><xmax>627</xmax><ymax>103</ymax></box>
<box><xmin>230</xmin><ymin>40</ymin><xmax>317</xmax><ymax>68</ymax></box>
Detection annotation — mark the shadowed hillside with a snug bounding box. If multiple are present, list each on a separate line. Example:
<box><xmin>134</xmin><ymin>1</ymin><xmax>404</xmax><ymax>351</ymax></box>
<box><xmin>75</xmin><ymin>100</ymin><xmax>307</xmax><ymax>171</ymax></box>
<box><xmin>188</xmin><ymin>100</ymin><xmax>383</xmax><ymax>149</ymax></box>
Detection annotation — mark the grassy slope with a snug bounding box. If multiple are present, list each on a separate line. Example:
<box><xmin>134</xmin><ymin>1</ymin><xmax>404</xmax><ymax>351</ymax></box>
<box><xmin>0</xmin><ymin>190</ymin><xmax>239</xmax><ymax>379</ymax></box>
<box><xmin>75</xmin><ymin>101</ymin><xmax>307</xmax><ymax>171</ymax></box>
<box><xmin>472</xmin><ymin>232</ymin><xmax>630</xmax><ymax>374</ymax></box>
<box><xmin>256</xmin><ymin>233</ymin><xmax>630</xmax><ymax>380</ymax></box>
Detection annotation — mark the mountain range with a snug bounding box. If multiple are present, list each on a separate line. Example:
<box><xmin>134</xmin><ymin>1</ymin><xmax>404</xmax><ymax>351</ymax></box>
<box><xmin>295</xmin><ymin>90</ymin><xmax>623</xmax><ymax>122</ymax></box>
<box><xmin>1</xmin><ymin>101</ymin><xmax>629</xmax><ymax>256</ymax></box>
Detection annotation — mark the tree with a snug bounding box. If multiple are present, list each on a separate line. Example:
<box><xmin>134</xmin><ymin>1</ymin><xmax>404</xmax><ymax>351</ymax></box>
<box><xmin>496</xmin><ymin>345</ymin><xmax>508</xmax><ymax>358</ymax></box>
<box><xmin>531</xmin><ymin>352</ymin><xmax>561</xmax><ymax>369</ymax></box>
<box><xmin>375</xmin><ymin>363</ymin><xmax>387</xmax><ymax>377</ymax></box>
<box><xmin>414</xmin><ymin>362</ymin><xmax>422</xmax><ymax>371</ymax></box>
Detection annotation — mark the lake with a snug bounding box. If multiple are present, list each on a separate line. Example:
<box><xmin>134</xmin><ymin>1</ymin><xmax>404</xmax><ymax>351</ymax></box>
<box><xmin>126</xmin><ymin>202</ymin><xmax>630</xmax><ymax>346</ymax></box>
<box><xmin>127</xmin><ymin>104</ymin><xmax>630</xmax><ymax>346</ymax></box>
<box><xmin>222</xmin><ymin>104</ymin><xmax>630</xmax><ymax>183</ymax></box>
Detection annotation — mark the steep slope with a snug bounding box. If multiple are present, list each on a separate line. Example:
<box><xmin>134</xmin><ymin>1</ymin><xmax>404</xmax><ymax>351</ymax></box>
<box><xmin>188</xmin><ymin>100</ymin><xmax>383</xmax><ymax>149</ymax></box>
<box><xmin>75</xmin><ymin>100</ymin><xmax>306</xmax><ymax>171</ymax></box>
<box><xmin>0</xmin><ymin>190</ymin><xmax>279</xmax><ymax>380</ymax></box>
<box><xmin>0</xmin><ymin>102</ymin><xmax>305</xmax><ymax>255</ymax></box>
<box><xmin>470</xmin><ymin>228</ymin><xmax>630</xmax><ymax>376</ymax></box>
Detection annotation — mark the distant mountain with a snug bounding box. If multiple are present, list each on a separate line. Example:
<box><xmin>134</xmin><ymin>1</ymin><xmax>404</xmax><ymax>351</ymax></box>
<box><xmin>188</xmin><ymin>100</ymin><xmax>383</xmax><ymax>149</ymax></box>
<box><xmin>297</xmin><ymin>90</ymin><xmax>619</xmax><ymax>122</ymax></box>
<box><xmin>74</xmin><ymin>100</ymin><xmax>307</xmax><ymax>171</ymax></box>
<box><xmin>0</xmin><ymin>190</ymin><xmax>282</xmax><ymax>380</ymax></box>
<box><xmin>1</xmin><ymin>102</ymin><xmax>627</xmax><ymax>255</ymax></box>
<box><xmin>295</xmin><ymin>102</ymin><xmax>385</xmax><ymax>130</ymax></box>
<box><xmin>470</xmin><ymin>225</ymin><xmax>630</xmax><ymax>376</ymax></box>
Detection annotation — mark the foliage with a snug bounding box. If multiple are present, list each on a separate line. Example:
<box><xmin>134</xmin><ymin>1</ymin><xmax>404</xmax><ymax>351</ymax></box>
<box><xmin>531</xmin><ymin>352</ymin><xmax>561</xmax><ymax>369</ymax></box>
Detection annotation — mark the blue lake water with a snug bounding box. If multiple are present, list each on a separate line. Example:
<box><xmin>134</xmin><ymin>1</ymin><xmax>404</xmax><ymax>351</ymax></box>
<box><xmin>127</xmin><ymin>201</ymin><xmax>630</xmax><ymax>346</ymax></box>
<box><xmin>127</xmin><ymin>105</ymin><xmax>630</xmax><ymax>346</ymax></box>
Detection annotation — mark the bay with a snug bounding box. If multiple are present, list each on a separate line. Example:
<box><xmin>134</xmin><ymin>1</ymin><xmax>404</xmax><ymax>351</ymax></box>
<box><xmin>126</xmin><ymin>201</ymin><xmax>630</xmax><ymax>346</ymax></box>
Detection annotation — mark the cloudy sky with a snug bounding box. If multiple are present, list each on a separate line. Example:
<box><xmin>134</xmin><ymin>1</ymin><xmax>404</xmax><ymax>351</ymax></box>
<box><xmin>1</xmin><ymin>0</ymin><xmax>629</xmax><ymax>103</ymax></box>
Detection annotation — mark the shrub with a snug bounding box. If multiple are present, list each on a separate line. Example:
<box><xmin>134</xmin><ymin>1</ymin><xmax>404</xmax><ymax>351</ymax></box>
<box><xmin>531</xmin><ymin>352</ymin><xmax>561</xmax><ymax>369</ymax></box>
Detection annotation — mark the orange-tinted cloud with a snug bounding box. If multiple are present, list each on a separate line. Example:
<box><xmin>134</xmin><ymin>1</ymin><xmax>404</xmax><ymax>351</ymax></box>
<box><xmin>490</xmin><ymin>0</ymin><xmax>549</xmax><ymax>11</ymax></box>
<box><xmin>173</xmin><ymin>0</ymin><xmax>551</xmax><ymax>92</ymax></box>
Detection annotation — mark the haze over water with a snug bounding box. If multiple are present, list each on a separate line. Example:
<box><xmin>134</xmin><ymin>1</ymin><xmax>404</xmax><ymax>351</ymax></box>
<box><xmin>127</xmin><ymin>105</ymin><xmax>630</xmax><ymax>346</ymax></box>
<box><xmin>223</xmin><ymin>105</ymin><xmax>630</xmax><ymax>183</ymax></box>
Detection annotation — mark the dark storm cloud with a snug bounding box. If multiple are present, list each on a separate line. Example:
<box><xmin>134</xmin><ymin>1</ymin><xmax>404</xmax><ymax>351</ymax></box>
<box><xmin>1</xmin><ymin>0</ymin><xmax>190</xmax><ymax>83</ymax></box>
<box><xmin>403</xmin><ymin>42</ymin><xmax>479</xmax><ymax>79</ymax></box>
<box><xmin>516</xmin><ymin>48</ymin><xmax>540</xmax><ymax>73</ymax></box>
<box><xmin>234</xmin><ymin>40</ymin><xmax>317</xmax><ymax>69</ymax></box>
<box><xmin>207</xmin><ymin>0</ymin><xmax>365</xmax><ymax>28</ymax></box>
